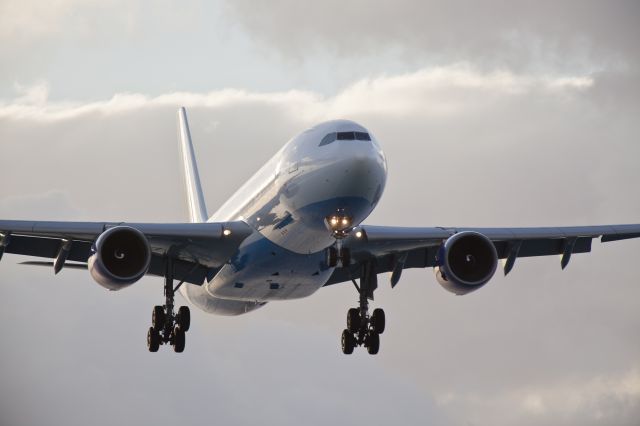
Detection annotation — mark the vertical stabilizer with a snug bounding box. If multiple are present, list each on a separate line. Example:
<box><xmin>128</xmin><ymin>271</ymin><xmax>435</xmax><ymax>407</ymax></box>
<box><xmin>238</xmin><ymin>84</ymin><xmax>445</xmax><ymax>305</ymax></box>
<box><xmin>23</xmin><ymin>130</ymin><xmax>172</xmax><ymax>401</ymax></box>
<box><xmin>178</xmin><ymin>107</ymin><xmax>208</xmax><ymax>223</ymax></box>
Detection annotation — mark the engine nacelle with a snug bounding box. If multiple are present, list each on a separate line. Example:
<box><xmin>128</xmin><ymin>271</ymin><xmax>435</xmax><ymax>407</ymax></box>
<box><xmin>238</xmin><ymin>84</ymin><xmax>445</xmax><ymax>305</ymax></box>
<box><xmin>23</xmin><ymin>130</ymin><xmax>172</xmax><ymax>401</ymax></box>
<box><xmin>435</xmin><ymin>231</ymin><xmax>498</xmax><ymax>295</ymax></box>
<box><xmin>88</xmin><ymin>226</ymin><xmax>151</xmax><ymax>291</ymax></box>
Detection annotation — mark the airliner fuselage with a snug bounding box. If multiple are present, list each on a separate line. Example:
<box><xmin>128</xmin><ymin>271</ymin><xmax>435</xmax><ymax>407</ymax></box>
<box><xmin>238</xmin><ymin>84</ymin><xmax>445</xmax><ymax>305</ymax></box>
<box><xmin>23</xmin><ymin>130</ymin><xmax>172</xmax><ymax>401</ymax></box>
<box><xmin>182</xmin><ymin>120</ymin><xmax>387</xmax><ymax>315</ymax></box>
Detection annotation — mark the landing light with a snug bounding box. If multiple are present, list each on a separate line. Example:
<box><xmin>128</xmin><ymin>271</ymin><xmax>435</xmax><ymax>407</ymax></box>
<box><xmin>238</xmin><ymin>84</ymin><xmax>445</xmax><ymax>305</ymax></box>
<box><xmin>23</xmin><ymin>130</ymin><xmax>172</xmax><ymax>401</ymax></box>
<box><xmin>223</xmin><ymin>229</ymin><xmax>232</xmax><ymax>236</ymax></box>
<box><xmin>355</xmin><ymin>231</ymin><xmax>363</xmax><ymax>239</ymax></box>
<box><xmin>326</xmin><ymin>214</ymin><xmax>354</xmax><ymax>236</ymax></box>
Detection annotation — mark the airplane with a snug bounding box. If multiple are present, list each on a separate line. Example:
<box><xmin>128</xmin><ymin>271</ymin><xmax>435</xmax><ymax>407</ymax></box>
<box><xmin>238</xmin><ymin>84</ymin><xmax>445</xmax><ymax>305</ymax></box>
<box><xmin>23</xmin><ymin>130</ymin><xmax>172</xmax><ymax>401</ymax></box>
<box><xmin>1</xmin><ymin>107</ymin><xmax>639</xmax><ymax>354</ymax></box>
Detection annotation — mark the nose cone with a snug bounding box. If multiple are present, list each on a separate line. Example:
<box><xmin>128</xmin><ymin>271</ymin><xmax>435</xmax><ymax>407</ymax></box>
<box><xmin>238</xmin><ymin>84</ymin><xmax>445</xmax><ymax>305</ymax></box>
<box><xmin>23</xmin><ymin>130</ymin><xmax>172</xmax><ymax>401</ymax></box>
<box><xmin>332</xmin><ymin>147</ymin><xmax>386</xmax><ymax>204</ymax></box>
<box><xmin>266</xmin><ymin>120</ymin><xmax>388</xmax><ymax>253</ymax></box>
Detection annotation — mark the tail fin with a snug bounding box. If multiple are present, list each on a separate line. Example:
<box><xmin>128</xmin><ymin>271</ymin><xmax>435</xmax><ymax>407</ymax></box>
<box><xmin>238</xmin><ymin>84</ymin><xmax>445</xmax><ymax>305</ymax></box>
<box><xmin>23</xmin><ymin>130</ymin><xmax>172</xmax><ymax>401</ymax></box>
<box><xmin>177</xmin><ymin>107</ymin><xmax>208</xmax><ymax>223</ymax></box>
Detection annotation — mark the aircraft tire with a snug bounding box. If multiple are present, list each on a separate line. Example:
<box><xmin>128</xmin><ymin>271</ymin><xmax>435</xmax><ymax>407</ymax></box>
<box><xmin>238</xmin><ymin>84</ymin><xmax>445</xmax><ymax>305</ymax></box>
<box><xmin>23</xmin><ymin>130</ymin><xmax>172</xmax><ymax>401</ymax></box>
<box><xmin>152</xmin><ymin>305</ymin><xmax>165</xmax><ymax>329</ymax></box>
<box><xmin>347</xmin><ymin>308</ymin><xmax>360</xmax><ymax>333</ymax></box>
<box><xmin>172</xmin><ymin>326</ymin><xmax>185</xmax><ymax>353</ymax></box>
<box><xmin>366</xmin><ymin>332</ymin><xmax>380</xmax><ymax>355</ymax></box>
<box><xmin>147</xmin><ymin>327</ymin><xmax>160</xmax><ymax>352</ymax></box>
<box><xmin>341</xmin><ymin>329</ymin><xmax>355</xmax><ymax>354</ymax></box>
<box><xmin>177</xmin><ymin>306</ymin><xmax>191</xmax><ymax>332</ymax></box>
<box><xmin>371</xmin><ymin>308</ymin><xmax>385</xmax><ymax>334</ymax></box>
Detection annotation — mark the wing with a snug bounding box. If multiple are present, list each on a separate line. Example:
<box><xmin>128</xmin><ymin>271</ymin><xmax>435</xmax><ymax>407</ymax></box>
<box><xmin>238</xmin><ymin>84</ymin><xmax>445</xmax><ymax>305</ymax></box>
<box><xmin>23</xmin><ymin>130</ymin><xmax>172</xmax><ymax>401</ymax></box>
<box><xmin>327</xmin><ymin>224</ymin><xmax>640</xmax><ymax>286</ymax></box>
<box><xmin>0</xmin><ymin>219</ymin><xmax>253</xmax><ymax>285</ymax></box>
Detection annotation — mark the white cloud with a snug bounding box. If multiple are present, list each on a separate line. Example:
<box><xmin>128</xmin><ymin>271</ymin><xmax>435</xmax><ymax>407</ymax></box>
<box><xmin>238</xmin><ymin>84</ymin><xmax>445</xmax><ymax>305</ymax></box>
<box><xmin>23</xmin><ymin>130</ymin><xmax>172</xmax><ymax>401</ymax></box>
<box><xmin>326</xmin><ymin>66</ymin><xmax>593</xmax><ymax>118</ymax></box>
<box><xmin>0</xmin><ymin>0</ymin><xmax>199</xmax><ymax>46</ymax></box>
<box><xmin>437</xmin><ymin>369</ymin><xmax>640</xmax><ymax>425</ymax></box>
<box><xmin>0</xmin><ymin>0</ymin><xmax>102</xmax><ymax>41</ymax></box>
<box><xmin>0</xmin><ymin>65</ymin><xmax>593</xmax><ymax>122</ymax></box>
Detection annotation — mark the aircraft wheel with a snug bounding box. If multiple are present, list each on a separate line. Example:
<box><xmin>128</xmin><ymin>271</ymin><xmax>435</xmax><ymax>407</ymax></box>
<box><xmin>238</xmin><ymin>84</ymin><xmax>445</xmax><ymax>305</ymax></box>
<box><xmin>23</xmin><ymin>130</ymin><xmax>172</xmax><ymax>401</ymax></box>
<box><xmin>177</xmin><ymin>306</ymin><xmax>191</xmax><ymax>332</ymax></box>
<box><xmin>371</xmin><ymin>308</ymin><xmax>385</xmax><ymax>334</ymax></box>
<box><xmin>347</xmin><ymin>308</ymin><xmax>360</xmax><ymax>333</ymax></box>
<box><xmin>152</xmin><ymin>305</ymin><xmax>165</xmax><ymax>329</ymax></box>
<box><xmin>147</xmin><ymin>327</ymin><xmax>160</xmax><ymax>352</ymax></box>
<box><xmin>172</xmin><ymin>326</ymin><xmax>185</xmax><ymax>353</ymax></box>
<box><xmin>341</xmin><ymin>329</ymin><xmax>355</xmax><ymax>355</ymax></box>
<box><xmin>366</xmin><ymin>332</ymin><xmax>380</xmax><ymax>355</ymax></box>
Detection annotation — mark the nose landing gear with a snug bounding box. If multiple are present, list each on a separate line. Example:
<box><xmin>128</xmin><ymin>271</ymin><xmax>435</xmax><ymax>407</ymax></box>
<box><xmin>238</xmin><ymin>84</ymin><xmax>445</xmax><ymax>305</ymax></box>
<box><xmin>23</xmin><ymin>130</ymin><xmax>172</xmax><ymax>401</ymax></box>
<box><xmin>147</xmin><ymin>257</ymin><xmax>191</xmax><ymax>353</ymax></box>
<box><xmin>326</xmin><ymin>244</ymin><xmax>351</xmax><ymax>268</ymax></box>
<box><xmin>341</xmin><ymin>261</ymin><xmax>386</xmax><ymax>355</ymax></box>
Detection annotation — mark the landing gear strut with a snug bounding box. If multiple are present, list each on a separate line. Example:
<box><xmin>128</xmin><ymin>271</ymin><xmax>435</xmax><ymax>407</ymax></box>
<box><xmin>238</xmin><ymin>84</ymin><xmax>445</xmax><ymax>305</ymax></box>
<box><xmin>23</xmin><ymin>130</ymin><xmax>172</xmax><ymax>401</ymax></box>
<box><xmin>341</xmin><ymin>261</ymin><xmax>385</xmax><ymax>355</ymax></box>
<box><xmin>326</xmin><ymin>243</ymin><xmax>351</xmax><ymax>268</ymax></box>
<box><xmin>147</xmin><ymin>257</ymin><xmax>191</xmax><ymax>353</ymax></box>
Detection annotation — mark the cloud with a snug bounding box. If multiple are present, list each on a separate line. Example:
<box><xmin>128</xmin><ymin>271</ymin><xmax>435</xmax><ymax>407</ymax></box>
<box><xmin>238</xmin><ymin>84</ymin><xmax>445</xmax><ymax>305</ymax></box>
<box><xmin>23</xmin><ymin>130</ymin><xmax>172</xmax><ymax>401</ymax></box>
<box><xmin>223</xmin><ymin>0</ymin><xmax>640</xmax><ymax>70</ymax></box>
<box><xmin>0</xmin><ymin>65</ymin><xmax>593</xmax><ymax>122</ymax></box>
<box><xmin>0</xmin><ymin>0</ymin><xmax>125</xmax><ymax>42</ymax></box>
<box><xmin>0</xmin><ymin>87</ymin><xmax>318</xmax><ymax>122</ymax></box>
<box><xmin>325</xmin><ymin>66</ymin><xmax>593</xmax><ymax>118</ymax></box>
<box><xmin>0</xmin><ymin>190</ymin><xmax>84</xmax><ymax>220</ymax></box>
<box><xmin>437</xmin><ymin>369</ymin><xmax>640</xmax><ymax>425</ymax></box>
<box><xmin>0</xmin><ymin>0</ymin><xmax>196</xmax><ymax>44</ymax></box>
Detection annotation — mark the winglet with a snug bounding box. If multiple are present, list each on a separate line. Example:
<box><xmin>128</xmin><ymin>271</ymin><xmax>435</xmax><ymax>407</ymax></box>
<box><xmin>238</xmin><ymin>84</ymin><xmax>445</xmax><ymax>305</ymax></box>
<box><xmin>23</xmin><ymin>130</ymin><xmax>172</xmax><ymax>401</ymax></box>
<box><xmin>178</xmin><ymin>107</ymin><xmax>209</xmax><ymax>223</ymax></box>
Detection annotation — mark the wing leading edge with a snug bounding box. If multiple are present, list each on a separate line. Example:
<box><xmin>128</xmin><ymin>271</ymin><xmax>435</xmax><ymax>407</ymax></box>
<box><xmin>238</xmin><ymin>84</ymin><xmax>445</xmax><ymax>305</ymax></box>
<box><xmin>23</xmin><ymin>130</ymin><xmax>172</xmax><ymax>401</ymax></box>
<box><xmin>326</xmin><ymin>223</ymin><xmax>640</xmax><ymax>286</ymax></box>
<box><xmin>0</xmin><ymin>220</ymin><xmax>253</xmax><ymax>285</ymax></box>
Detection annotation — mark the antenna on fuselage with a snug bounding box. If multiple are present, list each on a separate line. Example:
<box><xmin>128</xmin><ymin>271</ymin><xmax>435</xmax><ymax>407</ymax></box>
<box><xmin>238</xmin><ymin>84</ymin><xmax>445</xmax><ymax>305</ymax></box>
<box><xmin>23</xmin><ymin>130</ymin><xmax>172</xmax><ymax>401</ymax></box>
<box><xmin>177</xmin><ymin>107</ymin><xmax>209</xmax><ymax>223</ymax></box>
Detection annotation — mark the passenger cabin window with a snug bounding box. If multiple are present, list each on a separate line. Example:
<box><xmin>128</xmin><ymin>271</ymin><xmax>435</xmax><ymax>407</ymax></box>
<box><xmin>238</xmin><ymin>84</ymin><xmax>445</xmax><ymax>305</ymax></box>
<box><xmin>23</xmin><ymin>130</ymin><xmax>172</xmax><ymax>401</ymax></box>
<box><xmin>319</xmin><ymin>131</ymin><xmax>371</xmax><ymax>146</ymax></box>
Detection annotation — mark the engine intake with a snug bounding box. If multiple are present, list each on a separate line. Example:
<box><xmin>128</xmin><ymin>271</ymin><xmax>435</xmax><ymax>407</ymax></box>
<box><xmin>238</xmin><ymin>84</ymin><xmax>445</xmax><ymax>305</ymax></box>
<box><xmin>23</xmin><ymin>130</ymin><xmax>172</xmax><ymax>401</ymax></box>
<box><xmin>435</xmin><ymin>231</ymin><xmax>498</xmax><ymax>295</ymax></box>
<box><xmin>88</xmin><ymin>226</ymin><xmax>151</xmax><ymax>290</ymax></box>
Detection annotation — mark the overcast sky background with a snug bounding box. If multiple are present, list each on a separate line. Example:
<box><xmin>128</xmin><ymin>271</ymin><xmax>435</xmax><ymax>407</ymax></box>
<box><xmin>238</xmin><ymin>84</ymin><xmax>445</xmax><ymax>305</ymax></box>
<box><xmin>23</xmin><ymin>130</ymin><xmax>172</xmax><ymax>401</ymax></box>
<box><xmin>0</xmin><ymin>1</ymin><xmax>639</xmax><ymax>425</ymax></box>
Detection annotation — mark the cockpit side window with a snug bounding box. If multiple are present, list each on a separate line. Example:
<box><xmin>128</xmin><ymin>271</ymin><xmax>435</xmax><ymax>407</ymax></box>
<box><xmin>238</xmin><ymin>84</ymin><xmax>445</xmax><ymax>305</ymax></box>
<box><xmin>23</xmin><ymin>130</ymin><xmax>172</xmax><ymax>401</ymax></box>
<box><xmin>355</xmin><ymin>132</ymin><xmax>371</xmax><ymax>141</ymax></box>
<box><xmin>319</xmin><ymin>132</ymin><xmax>337</xmax><ymax>146</ymax></box>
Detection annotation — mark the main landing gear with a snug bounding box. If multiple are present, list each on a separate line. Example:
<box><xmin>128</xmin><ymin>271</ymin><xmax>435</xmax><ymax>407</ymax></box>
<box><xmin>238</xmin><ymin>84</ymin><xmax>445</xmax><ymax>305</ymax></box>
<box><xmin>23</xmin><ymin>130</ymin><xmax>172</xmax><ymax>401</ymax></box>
<box><xmin>147</xmin><ymin>258</ymin><xmax>191</xmax><ymax>353</ymax></box>
<box><xmin>341</xmin><ymin>261</ymin><xmax>386</xmax><ymax>355</ymax></box>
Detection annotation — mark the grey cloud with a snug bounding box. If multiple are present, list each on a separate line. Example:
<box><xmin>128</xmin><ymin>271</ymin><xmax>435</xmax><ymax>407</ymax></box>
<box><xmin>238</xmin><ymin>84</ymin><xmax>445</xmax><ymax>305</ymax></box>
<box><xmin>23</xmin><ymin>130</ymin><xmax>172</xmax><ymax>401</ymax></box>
<box><xmin>224</xmin><ymin>0</ymin><xmax>640</xmax><ymax>70</ymax></box>
<box><xmin>0</xmin><ymin>190</ymin><xmax>85</xmax><ymax>220</ymax></box>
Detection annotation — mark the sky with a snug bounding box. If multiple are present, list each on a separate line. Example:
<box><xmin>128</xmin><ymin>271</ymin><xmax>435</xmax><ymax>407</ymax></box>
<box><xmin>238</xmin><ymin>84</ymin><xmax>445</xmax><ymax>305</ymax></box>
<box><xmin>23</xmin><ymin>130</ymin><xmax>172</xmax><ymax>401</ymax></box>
<box><xmin>0</xmin><ymin>1</ymin><xmax>639</xmax><ymax>425</ymax></box>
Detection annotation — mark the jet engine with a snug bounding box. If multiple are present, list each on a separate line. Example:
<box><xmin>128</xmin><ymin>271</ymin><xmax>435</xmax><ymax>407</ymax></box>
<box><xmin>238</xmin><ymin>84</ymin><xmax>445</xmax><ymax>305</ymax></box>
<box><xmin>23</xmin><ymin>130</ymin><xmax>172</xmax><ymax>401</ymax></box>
<box><xmin>88</xmin><ymin>226</ymin><xmax>151</xmax><ymax>291</ymax></box>
<box><xmin>435</xmin><ymin>231</ymin><xmax>498</xmax><ymax>295</ymax></box>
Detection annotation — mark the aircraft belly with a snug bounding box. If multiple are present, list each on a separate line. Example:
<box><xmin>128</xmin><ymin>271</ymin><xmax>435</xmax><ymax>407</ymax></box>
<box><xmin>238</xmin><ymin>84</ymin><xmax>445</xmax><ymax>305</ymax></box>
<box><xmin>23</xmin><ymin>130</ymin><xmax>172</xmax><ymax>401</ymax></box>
<box><xmin>205</xmin><ymin>232</ymin><xmax>334</xmax><ymax>302</ymax></box>
<box><xmin>180</xmin><ymin>284</ymin><xmax>266</xmax><ymax>316</ymax></box>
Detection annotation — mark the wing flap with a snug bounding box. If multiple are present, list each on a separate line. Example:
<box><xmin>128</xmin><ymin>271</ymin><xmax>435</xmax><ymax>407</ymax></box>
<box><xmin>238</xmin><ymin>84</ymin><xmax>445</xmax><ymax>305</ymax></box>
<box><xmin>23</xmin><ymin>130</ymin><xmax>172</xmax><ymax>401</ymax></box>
<box><xmin>493</xmin><ymin>237</ymin><xmax>592</xmax><ymax>259</ymax></box>
<box><xmin>5</xmin><ymin>235</ymin><xmax>92</xmax><ymax>261</ymax></box>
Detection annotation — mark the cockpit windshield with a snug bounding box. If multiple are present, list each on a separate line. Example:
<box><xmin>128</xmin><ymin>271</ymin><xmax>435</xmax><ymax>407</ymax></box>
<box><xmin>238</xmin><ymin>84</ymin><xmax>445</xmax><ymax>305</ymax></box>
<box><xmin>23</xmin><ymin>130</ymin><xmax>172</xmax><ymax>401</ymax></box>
<box><xmin>319</xmin><ymin>131</ymin><xmax>371</xmax><ymax>146</ymax></box>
